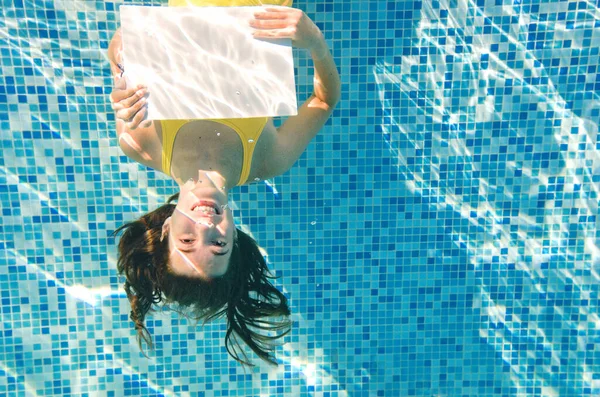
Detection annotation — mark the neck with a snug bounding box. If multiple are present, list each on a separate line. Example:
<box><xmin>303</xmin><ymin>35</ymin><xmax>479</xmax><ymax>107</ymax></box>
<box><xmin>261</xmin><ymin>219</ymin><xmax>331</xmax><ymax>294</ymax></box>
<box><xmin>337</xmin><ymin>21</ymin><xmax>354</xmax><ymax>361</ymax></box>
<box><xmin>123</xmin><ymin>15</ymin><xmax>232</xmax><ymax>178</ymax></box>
<box><xmin>173</xmin><ymin>170</ymin><xmax>233</xmax><ymax>194</ymax></box>
<box><xmin>171</xmin><ymin>163</ymin><xmax>239</xmax><ymax>190</ymax></box>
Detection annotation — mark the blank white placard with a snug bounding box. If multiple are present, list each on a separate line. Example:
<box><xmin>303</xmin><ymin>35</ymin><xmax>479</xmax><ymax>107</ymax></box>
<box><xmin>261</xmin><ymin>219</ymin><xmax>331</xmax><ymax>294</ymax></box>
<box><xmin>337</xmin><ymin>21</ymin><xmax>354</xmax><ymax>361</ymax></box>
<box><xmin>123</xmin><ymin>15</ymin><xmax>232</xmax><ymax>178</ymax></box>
<box><xmin>120</xmin><ymin>5</ymin><xmax>297</xmax><ymax>120</ymax></box>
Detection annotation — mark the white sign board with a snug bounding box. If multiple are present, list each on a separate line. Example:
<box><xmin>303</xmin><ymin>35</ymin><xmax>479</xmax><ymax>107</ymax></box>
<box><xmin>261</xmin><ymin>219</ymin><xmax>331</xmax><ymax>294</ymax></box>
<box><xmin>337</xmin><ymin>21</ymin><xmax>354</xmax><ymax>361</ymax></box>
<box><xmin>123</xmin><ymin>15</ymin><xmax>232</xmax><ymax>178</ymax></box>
<box><xmin>120</xmin><ymin>5</ymin><xmax>297</xmax><ymax>120</ymax></box>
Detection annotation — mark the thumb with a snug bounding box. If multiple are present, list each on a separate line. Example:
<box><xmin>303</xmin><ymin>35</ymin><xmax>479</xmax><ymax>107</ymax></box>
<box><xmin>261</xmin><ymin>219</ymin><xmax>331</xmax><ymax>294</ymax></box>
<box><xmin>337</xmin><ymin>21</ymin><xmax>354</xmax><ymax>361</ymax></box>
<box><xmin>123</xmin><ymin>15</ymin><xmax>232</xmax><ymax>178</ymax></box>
<box><xmin>114</xmin><ymin>72</ymin><xmax>127</xmax><ymax>90</ymax></box>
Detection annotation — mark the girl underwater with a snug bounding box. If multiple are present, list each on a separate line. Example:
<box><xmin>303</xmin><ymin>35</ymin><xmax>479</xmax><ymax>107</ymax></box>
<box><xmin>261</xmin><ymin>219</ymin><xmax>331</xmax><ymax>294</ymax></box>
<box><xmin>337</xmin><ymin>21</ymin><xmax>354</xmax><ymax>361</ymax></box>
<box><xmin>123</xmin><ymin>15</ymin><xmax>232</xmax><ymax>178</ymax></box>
<box><xmin>108</xmin><ymin>0</ymin><xmax>340</xmax><ymax>366</ymax></box>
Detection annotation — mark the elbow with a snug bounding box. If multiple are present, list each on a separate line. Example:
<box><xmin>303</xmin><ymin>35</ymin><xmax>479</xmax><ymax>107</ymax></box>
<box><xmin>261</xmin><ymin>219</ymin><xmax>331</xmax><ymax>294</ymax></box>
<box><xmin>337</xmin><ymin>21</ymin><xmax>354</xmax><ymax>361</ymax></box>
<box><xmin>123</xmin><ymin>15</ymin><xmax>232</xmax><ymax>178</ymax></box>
<box><xmin>319</xmin><ymin>92</ymin><xmax>340</xmax><ymax>112</ymax></box>
<box><xmin>314</xmin><ymin>77</ymin><xmax>341</xmax><ymax>110</ymax></box>
<box><xmin>312</xmin><ymin>82</ymin><xmax>341</xmax><ymax>110</ymax></box>
<box><xmin>326</xmin><ymin>89</ymin><xmax>341</xmax><ymax>109</ymax></box>
<box><xmin>330</xmin><ymin>76</ymin><xmax>342</xmax><ymax>107</ymax></box>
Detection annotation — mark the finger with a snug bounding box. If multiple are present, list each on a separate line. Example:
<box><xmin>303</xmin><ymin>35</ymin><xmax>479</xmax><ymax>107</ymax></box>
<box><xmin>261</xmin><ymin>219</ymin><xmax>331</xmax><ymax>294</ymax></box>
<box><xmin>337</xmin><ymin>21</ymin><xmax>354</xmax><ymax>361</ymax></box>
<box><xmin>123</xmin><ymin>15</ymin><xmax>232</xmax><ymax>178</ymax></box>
<box><xmin>252</xmin><ymin>27</ymin><xmax>295</xmax><ymax>39</ymax></box>
<box><xmin>109</xmin><ymin>76</ymin><xmax>126</xmax><ymax>104</ymax></box>
<box><xmin>112</xmin><ymin>91</ymin><xmax>144</xmax><ymax>112</ymax></box>
<box><xmin>252</xmin><ymin>30</ymin><xmax>280</xmax><ymax>39</ymax></box>
<box><xmin>253</xmin><ymin>10</ymin><xmax>288</xmax><ymax>20</ymax></box>
<box><xmin>113</xmin><ymin>73</ymin><xmax>127</xmax><ymax>89</ymax></box>
<box><xmin>127</xmin><ymin>106</ymin><xmax>148</xmax><ymax>130</ymax></box>
<box><xmin>261</xmin><ymin>6</ymin><xmax>291</xmax><ymax>12</ymax></box>
<box><xmin>124</xmin><ymin>87</ymin><xmax>147</xmax><ymax>108</ymax></box>
<box><xmin>116</xmin><ymin>96</ymin><xmax>146</xmax><ymax>122</ymax></box>
<box><xmin>250</xmin><ymin>18</ymin><xmax>288</xmax><ymax>29</ymax></box>
<box><xmin>127</xmin><ymin>96</ymin><xmax>147</xmax><ymax>121</ymax></box>
<box><xmin>112</xmin><ymin>87</ymin><xmax>147</xmax><ymax>109</ymax></box>
<box><xmin>110</xmin><ymin>82</ymin><xmax>133</xmax><ymax>102</ymax></box>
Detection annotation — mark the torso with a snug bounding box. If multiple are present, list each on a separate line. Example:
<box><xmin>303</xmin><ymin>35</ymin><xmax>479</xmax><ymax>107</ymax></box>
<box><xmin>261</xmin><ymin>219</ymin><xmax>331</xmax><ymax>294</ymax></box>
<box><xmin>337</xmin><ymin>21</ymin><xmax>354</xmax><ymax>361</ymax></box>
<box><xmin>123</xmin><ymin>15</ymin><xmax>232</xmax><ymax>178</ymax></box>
<box><xmin>122</xmin><ymin>119</ymin><xmax>278</xmax><ymax>185</ymax></box>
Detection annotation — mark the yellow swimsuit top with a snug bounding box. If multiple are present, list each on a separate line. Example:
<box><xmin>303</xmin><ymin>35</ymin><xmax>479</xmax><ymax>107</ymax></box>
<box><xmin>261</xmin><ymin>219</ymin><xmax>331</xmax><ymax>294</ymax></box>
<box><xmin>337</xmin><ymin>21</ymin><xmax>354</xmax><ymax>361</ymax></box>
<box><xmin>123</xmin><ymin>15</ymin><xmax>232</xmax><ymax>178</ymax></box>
<box><xmin>161</xmin><ymin>118</ymin><xmax>268</xmax><ymax>185</ymax></box>
<box><xmin>163</xmin><ymin>0</ymin><xmax>292</xmax><ymax>186</ymax></box>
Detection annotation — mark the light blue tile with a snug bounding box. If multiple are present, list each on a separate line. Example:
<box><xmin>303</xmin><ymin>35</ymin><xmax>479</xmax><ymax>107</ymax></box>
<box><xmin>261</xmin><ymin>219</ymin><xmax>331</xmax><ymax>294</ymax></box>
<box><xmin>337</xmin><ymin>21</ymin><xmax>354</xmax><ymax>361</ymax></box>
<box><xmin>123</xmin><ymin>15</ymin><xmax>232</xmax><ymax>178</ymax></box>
<box><xmin>1</xmin><ymin>0</ymin><xmax>599</xmax><ymax>395</ymax></box>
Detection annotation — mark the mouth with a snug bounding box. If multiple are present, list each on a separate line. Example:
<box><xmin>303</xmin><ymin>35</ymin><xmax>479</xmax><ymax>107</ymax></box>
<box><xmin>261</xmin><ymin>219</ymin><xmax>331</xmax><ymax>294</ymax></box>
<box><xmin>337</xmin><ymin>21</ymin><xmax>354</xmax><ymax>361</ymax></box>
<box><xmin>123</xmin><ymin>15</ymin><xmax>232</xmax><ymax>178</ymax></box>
<box><xmin>191</xmin><ymin>200</ymin><xmax>221</xmax><ymax>216</ymax></box>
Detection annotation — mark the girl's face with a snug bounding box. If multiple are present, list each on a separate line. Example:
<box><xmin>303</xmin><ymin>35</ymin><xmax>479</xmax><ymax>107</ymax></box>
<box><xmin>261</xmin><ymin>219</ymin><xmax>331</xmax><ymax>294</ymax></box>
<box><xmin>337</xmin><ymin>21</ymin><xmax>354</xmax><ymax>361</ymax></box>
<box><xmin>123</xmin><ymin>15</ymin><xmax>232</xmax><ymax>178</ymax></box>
<box><xmin>162</xmin><ymin>174</ymin><xmax>236</xmax><ymax>279</ymax></box>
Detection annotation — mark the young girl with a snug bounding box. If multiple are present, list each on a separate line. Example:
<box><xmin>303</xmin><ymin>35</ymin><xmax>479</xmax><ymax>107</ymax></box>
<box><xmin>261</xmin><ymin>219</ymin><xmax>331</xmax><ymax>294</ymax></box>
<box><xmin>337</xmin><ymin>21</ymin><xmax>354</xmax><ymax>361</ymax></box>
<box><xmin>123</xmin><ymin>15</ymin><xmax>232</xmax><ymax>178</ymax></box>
<box><xmin>108</xmin><ymin>0</ymin><xmax>340</xmax><ymax>366</ymax></box>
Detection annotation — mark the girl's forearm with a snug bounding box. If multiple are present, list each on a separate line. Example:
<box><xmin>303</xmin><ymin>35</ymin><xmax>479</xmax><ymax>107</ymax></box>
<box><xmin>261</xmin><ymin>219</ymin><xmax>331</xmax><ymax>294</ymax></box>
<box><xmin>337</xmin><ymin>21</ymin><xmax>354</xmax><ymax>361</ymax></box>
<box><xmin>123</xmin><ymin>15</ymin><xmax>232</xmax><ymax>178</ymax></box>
<box><xmin>309</xmin><ymin>39</ymin><xmax>341</xmax><ymax>108</ymax></box>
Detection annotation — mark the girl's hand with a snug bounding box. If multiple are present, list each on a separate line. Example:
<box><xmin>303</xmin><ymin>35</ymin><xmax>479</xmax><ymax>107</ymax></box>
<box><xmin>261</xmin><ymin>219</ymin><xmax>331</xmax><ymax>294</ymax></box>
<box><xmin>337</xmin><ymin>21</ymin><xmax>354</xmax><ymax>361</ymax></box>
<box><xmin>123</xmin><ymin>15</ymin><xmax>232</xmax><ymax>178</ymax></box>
<box><xmin>108</xmin><ymin>30</ymin><xmax>150</xmax><ymax>130</ymax></box>
<box><xmin>109</xmin><ymin>71</ymin><xmax>150</xmax><ymax>130</ymax></box>
<box><xmin>250</xmin><ymin>7</ymin><xmax>327</xmax><ymax>57</ymax></box>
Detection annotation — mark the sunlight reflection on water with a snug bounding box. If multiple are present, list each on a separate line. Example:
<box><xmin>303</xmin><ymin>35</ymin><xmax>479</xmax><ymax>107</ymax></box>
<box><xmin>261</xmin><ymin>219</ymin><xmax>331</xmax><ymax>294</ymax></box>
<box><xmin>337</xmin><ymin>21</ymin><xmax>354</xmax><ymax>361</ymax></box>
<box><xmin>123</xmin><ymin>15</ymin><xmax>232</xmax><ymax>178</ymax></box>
<box><xmin>374</xmin><ymin>0</ymin><xmax>599</xmax><ymax>394</ymax></box>
<box><xmin>120</xmin><ymin>5</ymin><xmax>297</xmax><ymax>120</ymax></box>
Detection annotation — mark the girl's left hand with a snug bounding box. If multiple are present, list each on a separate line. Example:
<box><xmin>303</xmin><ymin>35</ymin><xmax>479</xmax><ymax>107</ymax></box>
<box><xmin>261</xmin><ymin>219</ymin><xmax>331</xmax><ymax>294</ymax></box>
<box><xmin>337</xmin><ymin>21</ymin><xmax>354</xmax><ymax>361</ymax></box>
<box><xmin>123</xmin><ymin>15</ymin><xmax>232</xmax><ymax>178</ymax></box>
<box><xmin>250</xmin><ymin>7</ymin><xmax>325</xmax><ymax>55</ymax></box>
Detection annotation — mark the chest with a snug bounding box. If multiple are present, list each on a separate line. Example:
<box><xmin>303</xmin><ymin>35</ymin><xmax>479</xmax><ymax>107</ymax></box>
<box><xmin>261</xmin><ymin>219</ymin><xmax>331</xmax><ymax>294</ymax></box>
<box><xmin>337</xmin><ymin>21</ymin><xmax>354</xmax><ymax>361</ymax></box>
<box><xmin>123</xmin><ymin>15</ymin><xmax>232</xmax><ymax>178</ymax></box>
<box><xmin>123</xmin><ymin>119</ymin><xmax>276</xmax><ymax>182</ymax></box>
<box><xmin>165</xmin><ymin>119</ymin><xmax>277</xmax><ymax>181</ymax></box>
<box><xmin>172</xmin><ymin>121</ymin><xmax>243</xmax><ymax>165</ymax></box>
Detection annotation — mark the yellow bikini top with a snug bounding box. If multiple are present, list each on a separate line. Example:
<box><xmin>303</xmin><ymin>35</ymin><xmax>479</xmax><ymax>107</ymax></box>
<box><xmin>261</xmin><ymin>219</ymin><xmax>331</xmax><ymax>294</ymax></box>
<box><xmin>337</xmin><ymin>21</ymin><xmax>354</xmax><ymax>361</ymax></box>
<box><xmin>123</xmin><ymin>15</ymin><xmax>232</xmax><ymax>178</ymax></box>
<box><xmin>161</xmin><ymin>118</ymin><xmax>268</xmax><ymax>186</ymax></box>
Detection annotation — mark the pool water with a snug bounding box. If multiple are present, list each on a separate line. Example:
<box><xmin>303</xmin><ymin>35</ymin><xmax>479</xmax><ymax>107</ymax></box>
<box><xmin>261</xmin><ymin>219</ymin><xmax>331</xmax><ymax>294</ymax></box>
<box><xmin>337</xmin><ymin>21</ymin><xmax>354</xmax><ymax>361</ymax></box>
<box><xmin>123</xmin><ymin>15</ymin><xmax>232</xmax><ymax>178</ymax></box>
<box><xmin>1</xmin><ymin>0</ymin><xmax>599</xmax><ymax>396</ymax></box>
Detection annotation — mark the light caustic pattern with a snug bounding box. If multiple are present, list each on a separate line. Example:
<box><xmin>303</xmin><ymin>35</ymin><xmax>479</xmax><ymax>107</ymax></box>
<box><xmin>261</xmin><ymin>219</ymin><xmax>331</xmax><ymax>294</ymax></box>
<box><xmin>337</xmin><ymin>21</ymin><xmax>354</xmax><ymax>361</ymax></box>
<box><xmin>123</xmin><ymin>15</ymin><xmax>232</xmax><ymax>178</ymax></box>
<box><xmin>0</xmin><ymin>1</ymin><xmax>178</xmax><ymax>395</ymax></box>
<box><xmin>0</xmin><ymin>1</ymin><xmax>324</xmax><ymax>394</ymax></box>
<box><xmin>120</xmin><ymin>6</ymin><xmax>297</xmax><ymax>120</ymax></box>
<box><xmin>374</xmin><ymin>0</ymin><xmax>599</xmax><ymax>395</ymax></box>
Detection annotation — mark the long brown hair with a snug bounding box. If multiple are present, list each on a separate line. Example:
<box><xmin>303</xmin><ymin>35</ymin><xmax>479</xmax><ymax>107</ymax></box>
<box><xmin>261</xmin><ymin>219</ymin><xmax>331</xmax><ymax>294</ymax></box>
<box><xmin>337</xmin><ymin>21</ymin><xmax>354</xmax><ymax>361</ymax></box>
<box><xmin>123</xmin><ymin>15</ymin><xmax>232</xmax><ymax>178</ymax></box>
<box><xmin>112</xmin><ymin>193</ymin><xmax>291</xmax><ymax>366</ymax></box>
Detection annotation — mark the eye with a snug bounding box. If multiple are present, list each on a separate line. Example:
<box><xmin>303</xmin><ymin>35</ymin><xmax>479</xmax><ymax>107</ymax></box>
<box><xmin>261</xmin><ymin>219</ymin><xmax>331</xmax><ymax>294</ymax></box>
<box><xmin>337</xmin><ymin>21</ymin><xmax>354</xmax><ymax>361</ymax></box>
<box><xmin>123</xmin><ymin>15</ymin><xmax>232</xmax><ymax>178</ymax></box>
<box><xmin>181</xmin><ymin>239</ymin><xmax>195</xmax><ymax>244</ymax></box>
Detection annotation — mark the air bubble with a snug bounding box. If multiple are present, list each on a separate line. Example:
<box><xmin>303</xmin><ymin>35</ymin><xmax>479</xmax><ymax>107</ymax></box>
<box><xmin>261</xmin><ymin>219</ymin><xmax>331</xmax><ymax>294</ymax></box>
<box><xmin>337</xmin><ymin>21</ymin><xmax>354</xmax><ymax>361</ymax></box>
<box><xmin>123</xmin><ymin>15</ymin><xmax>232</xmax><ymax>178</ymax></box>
<box><xmin>236</xmin><ymin>91</ymin><xmax>241</xmax><ymax>95</ymax></box>
<box><xmin>310</xmin><ymin>221</ymin><xmax>317</xmax><ymax>225</ymax></box>
<box><xmin>248</xmin><ymin>139</ymin><xmax>254</xmax><ymax>143</ymax></box>
<box><xmin>217</xmin><ymin>132</ymin><xmax>221</xmax><ymax>136</ymax></box>
<box><xmin>254</xmin><ymin>177</ymin><xmax>261</xmax><ymax>181</ymax></box>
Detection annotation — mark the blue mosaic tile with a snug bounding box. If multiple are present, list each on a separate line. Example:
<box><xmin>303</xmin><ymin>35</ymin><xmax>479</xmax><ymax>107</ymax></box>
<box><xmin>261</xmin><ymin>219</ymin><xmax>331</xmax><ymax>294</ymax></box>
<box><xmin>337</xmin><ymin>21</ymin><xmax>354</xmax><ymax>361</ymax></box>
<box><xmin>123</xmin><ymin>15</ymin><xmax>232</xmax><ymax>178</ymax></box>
<box><xmin>1</xmin><ymin>0</ymin><xmax>599</xmax><ymax>395</ymax></box>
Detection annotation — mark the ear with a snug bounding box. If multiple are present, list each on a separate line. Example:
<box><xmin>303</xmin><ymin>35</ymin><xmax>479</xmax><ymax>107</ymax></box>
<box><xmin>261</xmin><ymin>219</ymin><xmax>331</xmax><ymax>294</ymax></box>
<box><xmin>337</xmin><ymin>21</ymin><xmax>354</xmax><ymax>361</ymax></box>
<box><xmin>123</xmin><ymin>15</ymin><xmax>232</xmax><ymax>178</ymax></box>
<box><xmin>161</xmin><ymin>216</ymin><xmax>172</xmax><ymax>242</ymax></box>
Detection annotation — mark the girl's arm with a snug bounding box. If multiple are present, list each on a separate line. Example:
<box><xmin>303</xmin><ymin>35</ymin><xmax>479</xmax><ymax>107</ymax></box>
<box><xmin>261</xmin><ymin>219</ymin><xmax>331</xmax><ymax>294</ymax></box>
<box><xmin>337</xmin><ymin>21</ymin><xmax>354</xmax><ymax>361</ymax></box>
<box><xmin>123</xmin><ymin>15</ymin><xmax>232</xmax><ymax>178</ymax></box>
<box><xmin>108</xmin><ymin>28</ymin><xmax>157</xmax><ymax>167</ymax></box>
<box><xmin>108</xmin><ymin>28</ymin><xmax>124</xmax><ymax>77</ymax></box>
<box><xmin>251</xmin><ymin>7</ymin><xmax>341</xmax><ymax>179</ymax></box>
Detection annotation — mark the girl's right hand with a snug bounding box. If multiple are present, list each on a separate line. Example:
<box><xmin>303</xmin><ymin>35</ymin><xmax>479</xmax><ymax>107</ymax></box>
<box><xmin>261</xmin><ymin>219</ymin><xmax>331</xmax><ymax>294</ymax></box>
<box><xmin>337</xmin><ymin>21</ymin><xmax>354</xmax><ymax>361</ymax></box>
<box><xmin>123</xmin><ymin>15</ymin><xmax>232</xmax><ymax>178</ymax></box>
<box><xmin>109</xmin><ymin>72</ymin><xmax>150</xmax><ymax>130</ymax></box>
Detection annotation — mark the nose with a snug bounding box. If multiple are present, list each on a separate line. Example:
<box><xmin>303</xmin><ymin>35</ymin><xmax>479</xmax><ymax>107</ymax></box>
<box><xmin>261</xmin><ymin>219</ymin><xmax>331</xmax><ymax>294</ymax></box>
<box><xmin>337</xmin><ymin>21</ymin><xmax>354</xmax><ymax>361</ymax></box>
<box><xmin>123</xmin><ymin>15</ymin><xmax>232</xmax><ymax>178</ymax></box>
<box><xmin>197</xmin><ymin>220</ymin><xmax>215</xmax><ymax>228</ymax></box>
<box><xmin>193</xmin><ymin>216</ymin><xmax>226</xmax><ymax>231</ymax></box>
<box><xmin>195</xmin><ymin>220</ymin><xmax>228</xmax><ymax>240</ymax></box>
